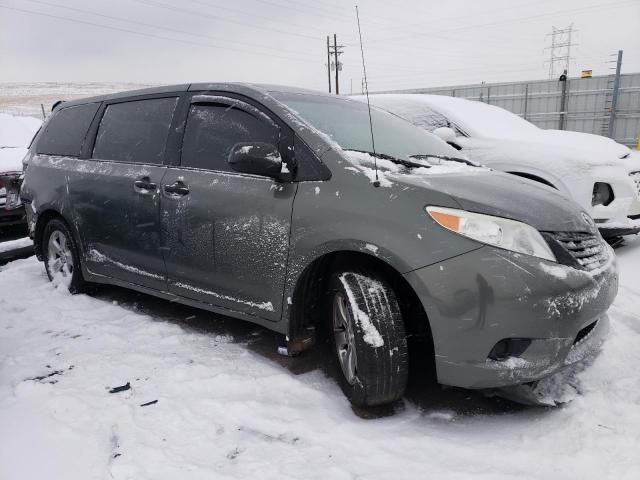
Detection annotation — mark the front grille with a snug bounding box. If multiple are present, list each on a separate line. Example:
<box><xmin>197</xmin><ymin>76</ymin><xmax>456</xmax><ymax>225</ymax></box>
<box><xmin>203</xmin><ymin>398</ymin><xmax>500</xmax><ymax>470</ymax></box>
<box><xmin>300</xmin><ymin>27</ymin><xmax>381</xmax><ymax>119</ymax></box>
<box><xmin>0</xmin><ymin>187</ymin><xmax>5</xmax><ymax>207</ymax></box>
<box><xmin>630</xmin><ymin>171</ymin><xmax>640</xmax><ymax>198</ymax></box>
<box><xmin>546</xmin><ymin>231</ymin><xmax>609</xmax><ymax>272</ymax></box>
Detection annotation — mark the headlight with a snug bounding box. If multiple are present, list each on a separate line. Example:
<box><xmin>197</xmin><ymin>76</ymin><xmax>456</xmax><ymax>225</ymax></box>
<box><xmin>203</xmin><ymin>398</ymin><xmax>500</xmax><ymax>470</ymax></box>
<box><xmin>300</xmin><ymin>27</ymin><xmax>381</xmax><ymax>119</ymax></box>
<box><xmin>426</xmin><ymin>206</ymin><xmax>556</xmax><ymax>262</ymax></box>
<box><xmin>592</xmin><ymin>182</ymin><xmax>614</xmax><ymax>206</ymax></box>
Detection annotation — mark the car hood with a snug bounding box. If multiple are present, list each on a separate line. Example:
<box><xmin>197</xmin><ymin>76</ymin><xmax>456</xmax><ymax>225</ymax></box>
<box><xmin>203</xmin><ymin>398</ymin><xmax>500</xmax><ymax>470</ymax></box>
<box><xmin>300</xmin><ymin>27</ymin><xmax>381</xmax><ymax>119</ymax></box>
<box><xmin>395</xmin><ymin>169</ymin><xmax>594</xmax><ymax>232</ymax></box>
<box><xmin>459</xmin><ymin>135</ymin><xmax>621</xmax><ymax>170</ymax></box>
<box><xmin>541</xmin><ymin>130</ymin><xmax>631</xmax><ymax>159</ymax></box>
<box><xmin>0</xmin><ymin>147</ymin><xmax>28</xmax><ymax>175</ymax></box>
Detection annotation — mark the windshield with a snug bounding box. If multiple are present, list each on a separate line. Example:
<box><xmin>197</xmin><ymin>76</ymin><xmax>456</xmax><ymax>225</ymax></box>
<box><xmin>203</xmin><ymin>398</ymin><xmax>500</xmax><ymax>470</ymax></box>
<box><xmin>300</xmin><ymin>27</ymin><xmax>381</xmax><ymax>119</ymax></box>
<box><xmin>418</xmin><ymin>96</ymin><xmax>541</xmax><ymax>140</ymax></box>
<box><xmin>269</xmin><ymin>91</ymin><xmax>458</xmax><ymax>160</ymax></box>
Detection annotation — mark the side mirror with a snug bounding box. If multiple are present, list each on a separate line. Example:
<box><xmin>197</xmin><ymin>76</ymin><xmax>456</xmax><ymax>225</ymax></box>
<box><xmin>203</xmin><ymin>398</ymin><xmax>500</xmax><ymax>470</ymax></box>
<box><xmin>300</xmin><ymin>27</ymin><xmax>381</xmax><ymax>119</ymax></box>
<box><xmin>228</xmin><ymin>142</ymin><xmax>283</xmax><ymax>178</ymax></box>
<box><xmin>432</xmin><ymin>127</ymin><xmax>462</xmax><ymax>150</ymax></box>
<box><xmin>432</xmin><ymin>127</ymin><xmax>457</xmax><ymax>143</ymax></box>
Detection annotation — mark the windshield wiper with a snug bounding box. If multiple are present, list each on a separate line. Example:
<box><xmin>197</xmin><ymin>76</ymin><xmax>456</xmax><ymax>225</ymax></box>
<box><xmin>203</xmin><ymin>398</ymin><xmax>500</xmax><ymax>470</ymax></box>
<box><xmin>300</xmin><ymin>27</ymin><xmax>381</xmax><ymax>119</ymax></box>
<box><xmin>344</xmin><ymin>149</ymin><xmax>427</xmax><ymax>169</ymax></box>
<box><xmin>409</xmin><ymin>154</ymin><xmax>479</xmax><ymax>167</ymax></box>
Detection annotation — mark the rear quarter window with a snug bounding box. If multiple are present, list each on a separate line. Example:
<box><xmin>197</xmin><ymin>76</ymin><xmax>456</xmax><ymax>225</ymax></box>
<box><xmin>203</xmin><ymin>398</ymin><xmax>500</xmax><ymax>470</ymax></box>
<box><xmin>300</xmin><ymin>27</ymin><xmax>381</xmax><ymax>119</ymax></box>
<box><xmin>36</xmin><ymin>103</ymin><xmax>100</xmax><ymax>156</ymax></box>
<box><xmin>93</xmin><ymin>97</ymin><xmax>178</xmax><ymax>164</ymax></box>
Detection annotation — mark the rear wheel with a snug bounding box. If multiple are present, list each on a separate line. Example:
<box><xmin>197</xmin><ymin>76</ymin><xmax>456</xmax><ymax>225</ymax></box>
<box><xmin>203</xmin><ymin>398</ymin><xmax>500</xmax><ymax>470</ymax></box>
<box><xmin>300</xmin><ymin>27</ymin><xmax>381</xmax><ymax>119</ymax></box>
<box><xmin>328</xmin><ymin>269</ymin><xmax>409</xmax><ymax>407</ymax></box>
<box><xmin>43</xmin><ymin>218</ymin><xmax>87</xmax><ymax>293</ymax></box>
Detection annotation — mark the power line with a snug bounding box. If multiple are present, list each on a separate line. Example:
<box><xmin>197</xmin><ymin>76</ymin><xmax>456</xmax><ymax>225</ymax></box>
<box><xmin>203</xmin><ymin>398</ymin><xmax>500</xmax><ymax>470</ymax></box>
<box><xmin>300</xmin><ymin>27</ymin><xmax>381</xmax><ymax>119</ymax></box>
<box><xmin>0</xmin><ymin>4</ymin><xmax>320</xmax><ymax>64</ymax></box>
<box><xmin>23</xmin><ymin>0</ymin><xmax>313</xmax><ymax>59</ymax></box>
<box><xmin>132</xmin><ymin>0</ymin><xmax>321</xmax><ymax>41</ymax></box>
<box><xmin>349</xmin><ymin>0</ymin><xmax>637</xmax><ymax>46</ymax></box>
<box><xmin>350</xmin><ymin>0</ymin><xmax>557</xmax><ymax>35</ymax></box>
<box><xmin>183</xmin><ymin>0</ymin><xmax>332</xmax><ymax>35</ymax></box>
<box><xmin>222</xmin><ymin>0</ymin><xmax>355</xmax><ymax>24</ymax></box>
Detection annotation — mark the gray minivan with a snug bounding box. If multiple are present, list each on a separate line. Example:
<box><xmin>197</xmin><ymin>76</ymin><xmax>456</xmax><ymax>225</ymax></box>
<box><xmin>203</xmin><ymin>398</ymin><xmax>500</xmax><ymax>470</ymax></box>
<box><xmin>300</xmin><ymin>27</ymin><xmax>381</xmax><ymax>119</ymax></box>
<box><xmin>21</xmin><ymin>84</ymin><xmax>618</xmax><ymax>407</ymax></box>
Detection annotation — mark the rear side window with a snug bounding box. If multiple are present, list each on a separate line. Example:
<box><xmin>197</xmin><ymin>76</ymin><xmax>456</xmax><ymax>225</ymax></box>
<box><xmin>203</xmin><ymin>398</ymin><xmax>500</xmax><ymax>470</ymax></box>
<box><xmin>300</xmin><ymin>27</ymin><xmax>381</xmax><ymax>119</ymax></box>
<box><xmin>36</xmin><ymin>103</ymin><xmax>100</xmax><ymax>156</ymax></box>
<box><xmin>93</xmin><ymin>97</ymin><xmax>178</xmax><ymax>164</ymax></box>
<box><xmin>181</xmin><ymin>103</ymin><xmax>279</xmax><ymax>172</ymax></box>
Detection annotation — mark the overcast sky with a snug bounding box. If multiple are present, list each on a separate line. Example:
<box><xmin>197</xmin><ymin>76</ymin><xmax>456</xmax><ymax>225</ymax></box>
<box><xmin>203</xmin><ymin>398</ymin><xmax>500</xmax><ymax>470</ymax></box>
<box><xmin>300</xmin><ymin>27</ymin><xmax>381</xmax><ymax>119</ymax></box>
<box><xmin>1</xmin><ymin>0</ymin><xmax>638</xmax><ymax>92</ymax></box>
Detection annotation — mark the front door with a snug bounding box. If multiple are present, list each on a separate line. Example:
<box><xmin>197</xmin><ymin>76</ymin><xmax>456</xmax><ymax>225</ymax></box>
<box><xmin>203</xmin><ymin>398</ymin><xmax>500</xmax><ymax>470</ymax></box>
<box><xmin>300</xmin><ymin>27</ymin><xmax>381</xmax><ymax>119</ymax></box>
<box><xmin>75</xmin><ymin>96</ymin><xmax>179</xmax><ymax>290</ymax></box>
<box><xmin>161</xmin><ymin>94</ymin><xmax>296</xmax><ymax>320</ymax></box>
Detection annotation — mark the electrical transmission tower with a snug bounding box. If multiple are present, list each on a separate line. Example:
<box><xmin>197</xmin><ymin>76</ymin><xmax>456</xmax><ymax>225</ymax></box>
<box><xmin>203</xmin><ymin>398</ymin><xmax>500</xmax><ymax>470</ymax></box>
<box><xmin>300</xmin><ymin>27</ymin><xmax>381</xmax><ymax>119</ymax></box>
<box><xmin>545</xmin><ymin>24</ymin><xmax>577</xmax><ymax>79</ymax></box>
<box><xmin>326</xmin><ymin>34</ymin><xmax>344</xmax><ymax>94</ymax></box>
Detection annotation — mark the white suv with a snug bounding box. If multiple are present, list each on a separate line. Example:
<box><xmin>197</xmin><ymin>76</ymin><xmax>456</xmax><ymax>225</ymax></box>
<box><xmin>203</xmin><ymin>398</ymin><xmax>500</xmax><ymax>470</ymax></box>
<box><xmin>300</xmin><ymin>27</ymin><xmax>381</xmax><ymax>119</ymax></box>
<box><xmin>364</xmin><ymin>94</ymin><xmax>640</xmax><ymax>240</ymax></box>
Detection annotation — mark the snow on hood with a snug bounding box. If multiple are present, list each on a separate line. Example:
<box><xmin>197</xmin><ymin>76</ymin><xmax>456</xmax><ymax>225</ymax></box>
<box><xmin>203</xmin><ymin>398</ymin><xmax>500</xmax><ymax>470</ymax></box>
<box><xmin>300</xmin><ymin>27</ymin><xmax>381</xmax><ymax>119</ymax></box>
<box><xmin>0</xmin><ymin>147</ymin><xmax>29</xmax><ymax>175</ymax></box>
<box><xmin>0</xmin><ymin>113</ymin><xmax>42</xmax><ymax>174</ymax></box>
<box><xmin>459</xmin><ymin>136</ymin><xmax>620</xmax><ymax>171</ymax></box>
<box><xmin>540</xmin><ymin>130</ymin><xmax>631</xmax><ymax>160</ymax></box>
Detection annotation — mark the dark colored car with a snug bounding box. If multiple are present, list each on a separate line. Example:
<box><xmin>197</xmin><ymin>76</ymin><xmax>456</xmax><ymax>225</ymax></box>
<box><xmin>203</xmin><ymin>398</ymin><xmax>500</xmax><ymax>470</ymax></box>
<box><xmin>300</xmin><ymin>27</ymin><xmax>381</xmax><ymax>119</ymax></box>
<box><xmin>0</xmin><ymin>172</ymin><xmax>27</xmax><ymax>239</ymax></box>
<box><xmin>21</xmin><ymin>84</ymin><xmax>618</xmax><ymax>407</ymax></box>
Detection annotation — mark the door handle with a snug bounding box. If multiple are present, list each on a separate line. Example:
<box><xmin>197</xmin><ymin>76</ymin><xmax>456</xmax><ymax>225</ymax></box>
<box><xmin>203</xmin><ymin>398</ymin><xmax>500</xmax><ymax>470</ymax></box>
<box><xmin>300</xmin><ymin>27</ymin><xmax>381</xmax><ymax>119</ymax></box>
<box><xmin>164</xmin><ymin>181</ymin><xmax>190</xmax><ymax>196</ymax></box>
<box><xmin>133</xmin><ymin>177</ymin><xmax>157</xmax><ymax>193</ymax></box>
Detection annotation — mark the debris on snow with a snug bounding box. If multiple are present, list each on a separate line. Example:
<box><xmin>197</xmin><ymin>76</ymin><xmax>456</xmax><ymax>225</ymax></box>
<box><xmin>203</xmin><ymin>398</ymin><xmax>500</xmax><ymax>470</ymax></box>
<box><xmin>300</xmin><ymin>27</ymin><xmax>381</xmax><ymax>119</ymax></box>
<box><xmin>108</xmin><ymin>382</ymin><xmax>131</xmax><ymax>394</ymax></box>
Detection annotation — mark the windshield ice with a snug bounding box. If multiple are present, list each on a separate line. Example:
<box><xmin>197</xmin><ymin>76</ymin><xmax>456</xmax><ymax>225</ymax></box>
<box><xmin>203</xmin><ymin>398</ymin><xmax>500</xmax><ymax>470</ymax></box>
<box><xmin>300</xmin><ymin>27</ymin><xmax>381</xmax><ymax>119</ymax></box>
<box><xmin>269</xmin><ymin>91</ymin><xmax>458</xmax><ymax>161</ymax></box>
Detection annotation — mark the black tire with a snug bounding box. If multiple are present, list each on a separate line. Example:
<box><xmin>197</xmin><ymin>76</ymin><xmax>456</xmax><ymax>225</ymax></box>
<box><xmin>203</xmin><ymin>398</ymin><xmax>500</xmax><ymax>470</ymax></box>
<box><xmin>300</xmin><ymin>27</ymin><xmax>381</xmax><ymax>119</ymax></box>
<box><xmin>42</xmin><ymin>217</ymin><xmax>88</xmax><ymax>293</ymax></box>
<box><xmin>327</xmin><ymin>269</ymin><xmax>408</xmax><ymax>407</ymax></box>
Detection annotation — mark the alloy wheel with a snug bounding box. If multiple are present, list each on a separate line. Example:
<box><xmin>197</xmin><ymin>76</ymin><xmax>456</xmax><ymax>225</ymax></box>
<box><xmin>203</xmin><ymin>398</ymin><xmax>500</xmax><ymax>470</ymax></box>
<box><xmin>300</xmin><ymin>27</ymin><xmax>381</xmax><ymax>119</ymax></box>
<box><xmin>47</xmin><ymin>230</ymin><xmax>74</xmax><ymax>283</ymax></box>
<box><xmin>332</xmin><ymin>291</ymin><xmax>358</xmax><ymax>384</ymax></box>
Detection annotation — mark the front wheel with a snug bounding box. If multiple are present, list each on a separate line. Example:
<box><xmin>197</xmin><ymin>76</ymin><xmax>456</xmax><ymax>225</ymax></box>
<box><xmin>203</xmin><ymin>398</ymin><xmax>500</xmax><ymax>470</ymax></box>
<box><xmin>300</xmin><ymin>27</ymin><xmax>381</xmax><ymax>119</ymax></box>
<box><xmin>328</xmin><ymin>269</ymin><xmax>409</xmax><ymax>407</ymax></box>
<box><xmin>43</xmin><ymin>218</ymin><xmax>87</xmax><ymax>293</ymax></box>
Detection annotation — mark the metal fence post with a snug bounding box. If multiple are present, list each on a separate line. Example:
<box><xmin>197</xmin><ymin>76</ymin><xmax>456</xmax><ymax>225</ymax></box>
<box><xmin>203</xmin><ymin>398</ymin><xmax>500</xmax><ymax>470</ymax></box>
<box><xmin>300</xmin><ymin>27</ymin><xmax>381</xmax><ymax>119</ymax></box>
<box><xmin>523</xmin><ymin>83</ymin><xmax>529</xmax><ymax>120</ymax></box>
<box><xmin>559</xmin><ymin>72</ymin><xmax>568</xmax><ymax>130</ymax></box>
<box><xmin>608</xmin><ymin>50</ymin><xmax>623</xmax><ymax>139</ymax></box>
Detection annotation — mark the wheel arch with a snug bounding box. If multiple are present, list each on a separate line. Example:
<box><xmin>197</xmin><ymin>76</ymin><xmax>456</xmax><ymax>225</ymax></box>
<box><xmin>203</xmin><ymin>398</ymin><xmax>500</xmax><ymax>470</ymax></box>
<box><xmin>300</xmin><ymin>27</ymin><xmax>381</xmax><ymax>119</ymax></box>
<box><xmin>287</xmin><ymin>250</ymin><xmax>436</xmax><ymax>375</ymax></box>
<box><xmin>33</xmin><ymin>208</ymin><xmax>73</xmax><ymax>261</ymax></box>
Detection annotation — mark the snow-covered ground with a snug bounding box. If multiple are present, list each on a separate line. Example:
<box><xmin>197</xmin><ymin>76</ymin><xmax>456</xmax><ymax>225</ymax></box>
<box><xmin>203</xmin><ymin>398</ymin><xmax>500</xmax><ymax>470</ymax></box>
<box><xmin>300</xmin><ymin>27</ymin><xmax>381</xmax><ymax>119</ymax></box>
<box><xmin>0</xmin><ymin>236</ymin><xmax>639</xmax><ymax>480</ymax></box>
<box><xmin>0</xmin><ymin>237</ymin><xmax>32</xmax><ymax>254</ymax></box>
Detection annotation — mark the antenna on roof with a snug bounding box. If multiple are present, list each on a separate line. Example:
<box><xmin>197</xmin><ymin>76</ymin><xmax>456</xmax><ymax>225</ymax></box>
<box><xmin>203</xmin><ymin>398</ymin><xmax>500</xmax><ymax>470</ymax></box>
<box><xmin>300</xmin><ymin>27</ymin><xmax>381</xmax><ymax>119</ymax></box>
<box><xmin>355</xmin><ymin>5</ymin><xmax>380</xmax><ymax>188</ymax></box>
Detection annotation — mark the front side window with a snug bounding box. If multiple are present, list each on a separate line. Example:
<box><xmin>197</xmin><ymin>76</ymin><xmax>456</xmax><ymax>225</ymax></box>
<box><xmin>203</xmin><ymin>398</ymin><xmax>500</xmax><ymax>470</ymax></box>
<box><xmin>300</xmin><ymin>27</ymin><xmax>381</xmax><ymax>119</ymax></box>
<box><xmin>93</xmin><ymin>97</ymin><xmax>178</xmax><ymax>164</ymax></box>
<box><xmin>181</xmin><ymin>102</ymin><xmax>279</xmax><ymax>172</ymax></box>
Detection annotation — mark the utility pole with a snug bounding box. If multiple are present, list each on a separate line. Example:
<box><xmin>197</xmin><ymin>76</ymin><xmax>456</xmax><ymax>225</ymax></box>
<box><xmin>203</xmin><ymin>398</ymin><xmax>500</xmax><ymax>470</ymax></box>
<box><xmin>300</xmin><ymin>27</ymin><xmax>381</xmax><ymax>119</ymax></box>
<box><xmin>559</xmin><ymin>70</ymin><xmax>569</xmax><ymax>130</ymax></box>
<box><xmin>545</xmin><ymin>24</ymin><xmax>577</xmax><ymax>79</ymax></box>
<box><xmin>334</xmin><ymin>34</ymin><xmax>340</xmax><ymax>94</ymax></box>
<box><xmin>327</xmin><ymin>33</ymin><xmax>344</xmax><ymax>95</ymax></box>
<box><xmin>326</xmin><ymin>36</ymin><xmax>331</xmax><ymax>94</ymax></box>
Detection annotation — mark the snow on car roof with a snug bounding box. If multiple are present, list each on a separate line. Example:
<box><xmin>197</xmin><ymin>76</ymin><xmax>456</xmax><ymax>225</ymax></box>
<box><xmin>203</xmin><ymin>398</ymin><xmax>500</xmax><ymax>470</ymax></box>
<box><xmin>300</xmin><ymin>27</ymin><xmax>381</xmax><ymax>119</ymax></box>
<box><xmin>367</xmin><ymin>94</ymin><xmax>540</xmax><ymax>140</ymax></box>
